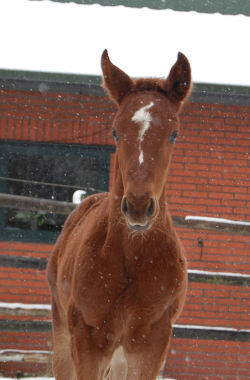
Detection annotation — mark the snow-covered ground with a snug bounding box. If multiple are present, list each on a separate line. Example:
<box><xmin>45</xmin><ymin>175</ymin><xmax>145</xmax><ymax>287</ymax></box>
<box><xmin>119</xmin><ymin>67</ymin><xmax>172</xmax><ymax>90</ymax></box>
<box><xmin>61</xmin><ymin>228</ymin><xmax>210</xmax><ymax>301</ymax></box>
<box><xmin>0</xmin><ymin>378</ymin><xmax>173</xmax><ymax>380</ymax></box>
<box><xmin>0</xmin><ymin>0</ymin><xmax>249</xmax><ymax>86</ymax></box>
<box><xmin>0</xmin><ymin>378</ymin><xmax>54</xmax><ymax>380</ymax></box>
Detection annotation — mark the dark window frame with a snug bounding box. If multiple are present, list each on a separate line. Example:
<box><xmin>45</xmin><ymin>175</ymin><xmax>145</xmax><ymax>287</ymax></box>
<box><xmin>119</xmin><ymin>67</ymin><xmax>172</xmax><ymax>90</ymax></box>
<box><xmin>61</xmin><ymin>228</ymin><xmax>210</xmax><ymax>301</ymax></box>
<box><xmin>0</xmin><ymin>140</ymin><xmax>114</xmax><ymax>243</ymax></box>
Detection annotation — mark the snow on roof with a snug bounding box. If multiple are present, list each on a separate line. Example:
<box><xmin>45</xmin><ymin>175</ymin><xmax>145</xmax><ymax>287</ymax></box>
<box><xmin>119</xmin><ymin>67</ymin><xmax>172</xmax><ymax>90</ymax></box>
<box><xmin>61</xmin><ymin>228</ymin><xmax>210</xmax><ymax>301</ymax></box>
<box><xmin>0</xmin><ymin>0</ymin><xmax>249</xmax><ymax>86</ymax></box>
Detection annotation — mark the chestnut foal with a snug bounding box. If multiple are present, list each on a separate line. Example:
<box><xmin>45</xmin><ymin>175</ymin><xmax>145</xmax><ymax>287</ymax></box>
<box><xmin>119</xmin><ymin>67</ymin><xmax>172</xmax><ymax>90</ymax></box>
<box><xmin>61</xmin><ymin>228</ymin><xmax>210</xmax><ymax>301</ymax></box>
<box><xmin>47</xmin><ymin>50</ymin><xmax>191</xmax><ymax>380</ymax></box>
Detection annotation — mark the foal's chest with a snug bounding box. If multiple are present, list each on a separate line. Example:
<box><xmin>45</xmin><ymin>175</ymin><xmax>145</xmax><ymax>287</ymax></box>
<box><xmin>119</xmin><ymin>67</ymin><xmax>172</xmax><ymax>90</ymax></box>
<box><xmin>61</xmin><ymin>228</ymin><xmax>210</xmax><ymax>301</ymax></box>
<box><xmin>77</xmin><ymin>238</ymin><xmax>183</xmax><ymax>330</ymax></box>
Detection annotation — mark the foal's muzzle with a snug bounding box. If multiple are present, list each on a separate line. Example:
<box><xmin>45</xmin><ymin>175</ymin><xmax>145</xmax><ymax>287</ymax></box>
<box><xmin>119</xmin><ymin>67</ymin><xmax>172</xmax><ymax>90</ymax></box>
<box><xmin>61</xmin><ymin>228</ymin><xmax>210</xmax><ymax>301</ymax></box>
<box><xmin>121</xmin><ymin>196</ymin><xmax>155</xmax><ymax>231</ymax></box>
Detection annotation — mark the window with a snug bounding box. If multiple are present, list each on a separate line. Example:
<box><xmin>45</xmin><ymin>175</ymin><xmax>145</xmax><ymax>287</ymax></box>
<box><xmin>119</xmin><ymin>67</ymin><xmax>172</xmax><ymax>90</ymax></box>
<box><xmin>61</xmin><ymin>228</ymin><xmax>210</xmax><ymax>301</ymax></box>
<box><xmin>0</xmin><ymin>141</ymin><xmax>114</xmax><ymax>243</ymax></box>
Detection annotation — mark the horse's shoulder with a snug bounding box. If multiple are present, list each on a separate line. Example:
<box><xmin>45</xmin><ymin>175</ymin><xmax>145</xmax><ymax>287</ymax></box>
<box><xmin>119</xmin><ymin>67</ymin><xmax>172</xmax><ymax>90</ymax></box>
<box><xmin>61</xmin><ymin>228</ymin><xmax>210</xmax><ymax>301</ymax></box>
<box><xmin>62</xmin><ymin>192</ymin><xmax>107</xmax><ymax>228</ymax></box>
<box><xmin>47</xmin><ymin>193</ymin><xmax>109</xmax><ymax>286</ymax></box>
<box><xmin>49</xmin><ymin>193</ymin><xmax>109</xmax><ymax>259</ymax></box>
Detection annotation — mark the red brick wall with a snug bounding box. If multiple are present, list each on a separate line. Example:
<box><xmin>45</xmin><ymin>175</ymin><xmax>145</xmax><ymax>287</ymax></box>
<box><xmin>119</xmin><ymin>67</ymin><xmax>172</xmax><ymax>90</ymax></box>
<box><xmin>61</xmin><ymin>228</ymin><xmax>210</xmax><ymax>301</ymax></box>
<box><xmin>0</xmin><ymin>89</ymin><xmax>114</xmax><ymax>145</ymax></box>
<box><xmin>1</xmin><ymin>311</ymin><xmax>249</xmax><ymax>379</ymax></box>
<box><xmin>0</xmin><ymin>240</ymin><xmax>249</xmax><ymax>330</ymax></box>
<box><xmin>0</xmin><ymin>86</ymin><xmax>249</xmax><ymax>378</ymax></box>
<box><xmin>0</xmin><ymin>330</ymin><xmax>52</xmax><ymax>377</ymax></box>
<box><xmin>1</xmin><ymin>327</ymin><xmax>249</xmax><ymax>379</ymax></box>
<box><xmin>169</xmin><ymin>102</ymin><xmax>250</xmax><ymax>222</ymax></box>
<box><xmin>165</xmin><ymin>339</ymin><xmax>250</xmax><ymax>379</ymax></box>
<box><xmin>1</xmin><ymin>88</ymin><xmax>249</xmax><ymax>221</ymax></box>
<box><xmin>0</xmin><ymin>242</ymin><xmax>50</xmax><ymax>304</ymax></box>
<box><xmin>177</xmin><ymin>228</ymin><xmax>250</xmax><ymax>273</ymax></box>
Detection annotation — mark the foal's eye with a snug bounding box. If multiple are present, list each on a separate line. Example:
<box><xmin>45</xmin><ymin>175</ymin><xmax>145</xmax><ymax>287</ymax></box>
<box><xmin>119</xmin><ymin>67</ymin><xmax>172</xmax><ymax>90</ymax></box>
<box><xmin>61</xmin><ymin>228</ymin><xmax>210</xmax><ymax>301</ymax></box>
<box><xmin>169</xmin><ymin>131</ymin><xmax>178</xmax><ymax>143</ymax></box>
<box><xmin>112</xmin><ymin>129</ymin><xmax>119</xmax><ymax>141</ymax></box>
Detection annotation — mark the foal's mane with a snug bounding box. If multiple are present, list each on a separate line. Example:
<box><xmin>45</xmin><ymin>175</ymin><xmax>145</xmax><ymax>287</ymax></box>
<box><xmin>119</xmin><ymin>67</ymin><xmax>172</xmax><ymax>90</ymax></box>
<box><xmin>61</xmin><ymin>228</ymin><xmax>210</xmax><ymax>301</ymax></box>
<box><xmin>131</xmin><ymin>77</ymin><xmax>192</xmax><ymax>104</ymax></box>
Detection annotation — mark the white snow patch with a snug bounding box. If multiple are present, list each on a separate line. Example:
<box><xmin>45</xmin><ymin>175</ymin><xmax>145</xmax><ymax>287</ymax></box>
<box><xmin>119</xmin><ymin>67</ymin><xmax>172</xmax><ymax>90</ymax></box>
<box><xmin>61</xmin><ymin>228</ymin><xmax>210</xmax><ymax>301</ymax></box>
<box><xmin>0</xmin><ymin>349</ymin><xmax>51</xmax><ymax>355</ymax></box>
<box><xmin>185</xmin><ymin>215</ymin><xmax>250</xmax><ymax>226</ymax></box>
<box><xmin>0</xmin><ymin>302</ymin><xmax>51</xmax><ymax>310</ymax></box>
<box><xmin>0</xmin><ymin>349</ymin><xmax>52</xmax><ymax>363</ymax></box>
<box><xmin>72</xmin><ymin>189</ymin><xmax>87</xmax><ymax>204</ymax></box>
<box><xmin>188</xmin><ymin>269</ymin><xmax>250</xmax><ymax>278</ymax></box>
<box><xmin>174</xmin><ymin>324</ymin><xmax>250</xmax><ymax>333</ymax></box>
<box><xmin>132</xmin><ymin>101</ymin><xmax>154</xmax><ymax>164</ymax></box>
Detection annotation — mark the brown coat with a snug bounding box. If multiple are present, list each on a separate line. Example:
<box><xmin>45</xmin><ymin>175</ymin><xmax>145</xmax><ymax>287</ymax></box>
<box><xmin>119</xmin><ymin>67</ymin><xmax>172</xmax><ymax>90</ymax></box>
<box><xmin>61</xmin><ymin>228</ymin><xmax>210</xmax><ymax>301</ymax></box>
<box><xmin>47</xmin><ymin>50</ymin><xmax>191</xmax><ymax>380</ymax></box>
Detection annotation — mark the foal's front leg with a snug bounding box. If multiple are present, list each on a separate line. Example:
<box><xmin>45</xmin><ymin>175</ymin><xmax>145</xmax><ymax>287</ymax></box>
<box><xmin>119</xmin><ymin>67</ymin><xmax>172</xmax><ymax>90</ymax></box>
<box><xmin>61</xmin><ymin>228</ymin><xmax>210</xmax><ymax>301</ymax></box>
<box><xmin>68</xmin><ymin>305</ymin><xmax>111</xmax><ymax>380</ymax></box>
<box><xmin>124</xmin><ymin>313</ymin><xmax>172</xmax><ymax>380</ymax></box>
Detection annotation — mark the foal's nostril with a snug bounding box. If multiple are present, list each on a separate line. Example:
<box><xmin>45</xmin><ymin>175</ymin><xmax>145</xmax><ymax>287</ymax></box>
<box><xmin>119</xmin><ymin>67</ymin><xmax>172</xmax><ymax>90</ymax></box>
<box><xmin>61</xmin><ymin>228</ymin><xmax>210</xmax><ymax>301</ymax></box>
<box><xmin>146</xmin><ymin>198</ymin><xmax>155</xmax><ymax>217</ymax></box>
<box><xmin>122</xmin><ymin>197</ymin><xmax>128</xmax><ymax>215</ymax></box>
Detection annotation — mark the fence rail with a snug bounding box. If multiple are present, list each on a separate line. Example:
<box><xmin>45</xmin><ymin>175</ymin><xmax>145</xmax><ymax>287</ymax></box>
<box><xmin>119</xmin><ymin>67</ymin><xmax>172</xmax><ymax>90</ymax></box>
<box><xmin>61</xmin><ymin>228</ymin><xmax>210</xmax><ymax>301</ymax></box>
<box><xmin>0</xmin><ymin>193</ymin><xmax>75</xmax><ymax>215</ymax></box>
<box><xmin>0</xmin><ymin>349</ymin><xmax>52</xmax><ymax>364</ymax></box>
<box><xmin>0</xmin><ymin>318</ymin><xmax>249</xmax><ymax>342</ymax></box>
<box><xmin>1</xmin><ymin>193</ymin><xmax>250</xmax><ymax>235</ymax></box>
<box><xmin>1</xmin><ymin>254</ymin><xmax>249</xmax><ymax>286</ymax></box>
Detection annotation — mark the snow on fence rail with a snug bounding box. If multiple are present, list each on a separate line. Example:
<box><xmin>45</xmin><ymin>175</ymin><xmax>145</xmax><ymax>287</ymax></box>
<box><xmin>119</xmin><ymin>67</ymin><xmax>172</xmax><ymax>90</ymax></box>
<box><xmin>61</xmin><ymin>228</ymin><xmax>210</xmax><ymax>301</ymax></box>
<box><xmin>0</xmin><ymin>302</ymin><xmax>250</xmax><ymax>342</ymax></box>
<box><xmin>0</xmin><ymin>193</ymin><xmax>74</xmax><ymax>215</ymax></box>
<box><xmin>0</xmin><ymin>349</ymin><xmax>51</xmax><ymax>363</ymax></box>
<box><xmin>185</xmin><ymin>215</ymin><xmax>250</xmax><ymax>234</ymax></box>
<box><xmin>0</xmin><ymin>193</ymin><xmax>249</xmax><ymax>235</ymax></box>
<box><xmin>1</xmin><ymin>251</ymin><xmax>250</xmax><ymax>285</ymax></box>
<box><xmin>0</xmin><ymin>302</ymin><xmax>51</xmax><ymax>317</ymax></box>
<box><xmin>0</xmin><ymin>319</ymin><xmax>248</xmax><ymax>342</ymax></box>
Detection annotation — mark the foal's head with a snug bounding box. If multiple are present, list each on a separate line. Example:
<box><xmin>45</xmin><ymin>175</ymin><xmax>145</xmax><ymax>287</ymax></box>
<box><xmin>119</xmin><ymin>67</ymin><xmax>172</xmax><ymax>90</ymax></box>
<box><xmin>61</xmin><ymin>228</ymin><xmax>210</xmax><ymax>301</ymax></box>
<box><xmin>101</xmin><ymin>50</ymin><xmax>191</xmax><ymax>231</ymax></box>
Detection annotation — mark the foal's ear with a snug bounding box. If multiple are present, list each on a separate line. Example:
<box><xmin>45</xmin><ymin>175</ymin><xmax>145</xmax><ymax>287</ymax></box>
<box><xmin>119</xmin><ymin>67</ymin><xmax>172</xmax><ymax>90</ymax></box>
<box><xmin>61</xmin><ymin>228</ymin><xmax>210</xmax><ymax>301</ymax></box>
<box><xmin>101</xmin><ymin>49</ymin><xmax>133</xmax><ymax>105</ymax></box>
<box><xmin>165</xmin><ymin>52</ymin><xmax>192</xmax><ymax>105</ymax></box>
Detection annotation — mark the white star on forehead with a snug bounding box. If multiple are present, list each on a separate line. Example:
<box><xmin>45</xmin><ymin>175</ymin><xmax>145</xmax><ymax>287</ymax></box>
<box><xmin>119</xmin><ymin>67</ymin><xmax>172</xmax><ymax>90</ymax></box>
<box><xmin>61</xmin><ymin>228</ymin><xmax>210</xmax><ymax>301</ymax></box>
<box><xmin>132</xmin><ymin>101</ymin><xmax>154</xmax><ymax>164</ymax></box>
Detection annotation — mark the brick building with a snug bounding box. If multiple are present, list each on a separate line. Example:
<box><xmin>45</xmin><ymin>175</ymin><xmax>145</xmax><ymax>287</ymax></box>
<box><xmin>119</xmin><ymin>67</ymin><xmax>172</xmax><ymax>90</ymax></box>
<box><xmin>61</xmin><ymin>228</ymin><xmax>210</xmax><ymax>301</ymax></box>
<box><xmin>0</xmin><ymin>69</ymin><xmax>249</xmax><ymax>379</ymax></box>
<box><xmin>0</xmin><ymin>1</ymin><xmax>249</xmax><ymax>379</ymax></box>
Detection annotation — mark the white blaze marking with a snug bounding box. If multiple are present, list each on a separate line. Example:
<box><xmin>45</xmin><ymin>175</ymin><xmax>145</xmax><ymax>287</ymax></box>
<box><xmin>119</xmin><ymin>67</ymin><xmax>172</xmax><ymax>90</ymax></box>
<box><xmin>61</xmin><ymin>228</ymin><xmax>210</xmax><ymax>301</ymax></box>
<box><xmin>132</xmin><ymin>101</ymin><xmax>154</xmax><ymax>164</ymax></box>
<box><xmin>139</xmin><ymin>150</ymin><xmax>144</xmax><ymax>165</ymax></box>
